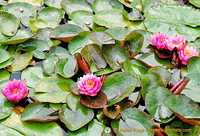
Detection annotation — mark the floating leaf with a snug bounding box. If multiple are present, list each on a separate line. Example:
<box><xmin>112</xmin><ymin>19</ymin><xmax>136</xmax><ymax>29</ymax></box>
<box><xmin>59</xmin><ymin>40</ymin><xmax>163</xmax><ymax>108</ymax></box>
<box><xmin>59</xmin><ymin>103</ymin><xmax>94</xmax><ymax>131</ymax></box>
<box><xmin>0</xmin><ymin>124</ymin><xmax>23</xmax><ymax>136</ymax></box>
<box><xmin>8</xmin><ymin>51</ymin><xmax>33</xmax><ymax>72</ymax></box>
<box><xmin>164</xmin><ymin>95</ymin><xmax>200</xmax><ymax>126</ymax></box>
<box><xmin>35</xmin><ymin>76</ymin><xmax>74</xmax><ymax>103</ymax></box>
<box><xmin>103</xmin><ymin>45</ymin><xmax>129</xmax><ymax>70</ymax></box>
<box><xmin>0</xmin><ymin>49</ymin><xmax>10</xmax><ymax>64</ymax></box>
<box><xmin>5</xmin><ymin>2</ymin><xmax>37</xmax><ymax>27</ymax></box>
<box><xmin>88</xmin><ymin>32</ymin><xmax>115</xmax><ymax>45</ymax></box>
<box><xmin>44</xmin><ymin>0</ymin><xmax>62</xmax><ymax>9</ymax></box>
<box><xmin>0</xmin><ymin>11</ymin><xmax>20</xmax><ymax>36</ymax></box>
<box><xmin>94</xmin><ymin>9</ymin><xmax>129</xmax><ymax>28</ymax></box>
<box><xmin>68</xmin><ymin>31</ymin><xmax>94</xmax><ymax>55</ymax></box>
<box><xmin>0</xmin><ymin>29</ymin><xmax>33</xmax><ymax>44</ymax></box>
<box><xmin>80</xmin><ymin>91</ymin><xmax>107</xmax><ymax>109</ymax></box>
<box><xmin>69</xmin><ymin>11</ymin><xmax>93</xmax><ymax>31</ymax></box>
<box><xmin>145</xmin><ymin>86</ymin><xmax>174</xmax><ymax>123</ymax></box>
<box><xmin>189</xmin><ymin>0</ymin><xmax>200</xmax><ymax>8</ymax></box>
<box><xmin>0</xmin><ymin>92</ymin><xmax>13</xmax><ymax>120</ymax></box>
<box><xmin>105</xmin><ymin>27</ymin><xmax>131</xmax><ymax>41</ymax></box>
<box><xmin>144</xmin><ymin>3</ymin><xmax>200</xmax><ymax>41</ymax></box>
<box><xmin>21</xmin><ymin>67</ymin><xmax>47</xmax><ymax>88</ymax></box>
<box><xmin>2</xmin><ymin>106</ymin><xmax>63</xmax><ymax>136</ymax></box>
<box><xmin>50</xmin><ymin>24</ymin><xmax>84</xmax><ymax>42</ymax></box>
<box><xmin>101</xmin><ymin>72</ymin><xmax>138</xmax><ymax>106</ymax></box>
<box><xmin>81</xmin><ymin>44</ymin><xmax>107</xmax><ymax>71</ymax></box>
<box><xmin>21</xmin><ymin>102</ymin><xmax>58</xmax><ymax>122</ymax></box>
<box><xmin>42</xmin><ymin>57</ymin><xmax>58</xmax><ymax>76</ymax></box>
<box><xmin>56</xmin><ymin>55</ymin><xmax>78</xmax><ymax>78</ymax></box>
<box><xmin>61</xmin><ymin>0</ymin><xmax>93</xmax><ymax>15</ymax></box>
<box><xmin>188</xmin><ymin>57</ymin><xmax>200</xmax><ymax>74</ymax></box>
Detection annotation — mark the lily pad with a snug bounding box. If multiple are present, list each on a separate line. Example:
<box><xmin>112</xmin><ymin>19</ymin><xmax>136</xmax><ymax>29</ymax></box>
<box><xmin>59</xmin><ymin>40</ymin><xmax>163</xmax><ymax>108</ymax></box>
<box><xmin>43</xmin><ymin>0</ymin><xmax>62</xmax><ymax>9</ymax></box>
<box><xmin>59</xmin><ymin>103</ymin><xmax>94</xmax><ymax>131</ymax></box>
<box><xmin>9</xmin><ymin>0</ymin><xmax>43</xmax><ymax>7</ymax></box>
<box><xmin>61</xmin><ymin>0</ymin><xmax>93</xmax><ymax>15</ymax></box>
<box><xmin>88</xmin><ymin>32</ymin><xmax>115</xmax><ymax>45</ymax></box>
<box><xmin>0</xmin><ymin>29</ymin><xmax>33</xmax><ymax>44</ymax></box>
<box><xmin>8</xmin><ymin>51</ymin><xmax>33</xmax><ymax>72</ymax></box>
<box><xmin>50</xmin><ymin>24</ymin><xmax>84</xmax><ymax>42</ymax></box>
<box><xmin>21</xmin><ymin>102</ymin><xmax>58</xmax><ymax>122</ymax></box>
<box><xmin>81</xmin><ymin>44</ymin><xmax>107</xmax><ymax>71</ymax></box>
<box><xmin>5</xmin><ymin>2</ymin><xmax>37</xmax><ymax>27</ymax></box>
<box><xmin>145</xmin><ymin>86</ymin><xmax>174</xmax><ymax>123</ymax></box>
<box><xmin>94</xmin><ymin>9</ymin><xmax>129</xmax><ymax>28</ymax></box>
<box><xmin>105</xmin><ymin>27</ymin><xmax>131</xmax><ymax>41</ymax></box>
<box><xmin>0</xmin><ymin>124</ymin><xmax>23</xmax><ymax>136</ymax></box>
<box><xmin>1</xmin><ymin>106</ymin><xmax>63</xmax><ymax>136</ymax></box>
<box><xmin>0</xmin><ymin>11</ymin><xmax>20</xmax><ymax>36</ymax></box>
<box><xmin>68</xmin><ymin>31</ymin><xmax>94</xmax><ymax>55</ymax></box>
<box><xmin>189</xmin><ymin>0</ymin><xmax>200</xmax><ymax>7</ymax></box>
<box><xmin>188</xmin><ymin>57</ymin><xmax>200</xmax><ymax>74</ymax></box>
<box><xmin>164</xmin><ymin>95</ymin><xmax>200</xmax><ymax>126</ymax></box>
<box><xmin>34</xmin><ymin>76</ymin><xmax>74</xmax><ymax>103</ymax></box>
<box><xmin>103</xmin><ymin>45</ymin><xmax>129</xmax><ymax>70</ymax></box>
<box><xmin>101</xmin><ymin>72</ymin><xmax>138</xmax><ymax>106</ymax></box>
<box><xmin>21</xmin><ymin>67</ymin><xmax>47</xmax><ymax>88</ymax></box>
<box><xmin>0</xmin><ymin>49</ymin><xmax>10</xmax><ymax>64</ymax></box>
<box><xmin>56</xmin><ymin>55</ymin><xmax>78</xmax><ymax>78</ymax></box>
<box><xmin>42</xmin><ymin>57</ymin><xmax>58</xmax><ymax>76</ymax></box>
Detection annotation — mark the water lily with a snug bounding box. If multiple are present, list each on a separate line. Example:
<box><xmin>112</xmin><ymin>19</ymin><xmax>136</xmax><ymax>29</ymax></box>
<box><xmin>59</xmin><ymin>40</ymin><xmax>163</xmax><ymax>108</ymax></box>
<box><xmin>77</xmin><ymin>74</ymin><xmax>103</xmax><ymax>97</ymax></box>
<box><xmin>148</xmin><ymin>32</ymin><xmax>168</xmax><ymax>49</ymax></box>
<box><xmin>178</xmin><ymin>46</ymin><xmax>199</xmax><ymax>65</ymax></box>
<box><xmin>1</xmin><ymin>79</ymin><xmax>28</xmax><ymax>103</ymax></box>
<box><xmin>166</xmin><ymin>35</ymin><xmax>187</xmax><ymax>51</ymax></box>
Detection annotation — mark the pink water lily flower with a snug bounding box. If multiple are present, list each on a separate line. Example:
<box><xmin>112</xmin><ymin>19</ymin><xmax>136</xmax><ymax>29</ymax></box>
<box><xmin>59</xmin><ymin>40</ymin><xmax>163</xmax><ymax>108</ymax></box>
<box><xmin>166</xmin><ymin>35</ymin><xmax>187</xmax><ymax>51</ymax></box>
<box><xmin>178</xmin><ymin>46</ymin><xmax>199</xmax><ymax>65</ymax></box>
<box><xmin>1</xmin><ymin>79</ymin><xmax>28</xmax><ymax>103</ymax></box>
<box><xmin>148</xmin><ymin>32</ymin><xmax>168</xmax><ymax>49</ymax></box>
<box><xmin>77</xmin><ymin>74</ymin><xmax>103</xmax><ymax>97</ymax></box>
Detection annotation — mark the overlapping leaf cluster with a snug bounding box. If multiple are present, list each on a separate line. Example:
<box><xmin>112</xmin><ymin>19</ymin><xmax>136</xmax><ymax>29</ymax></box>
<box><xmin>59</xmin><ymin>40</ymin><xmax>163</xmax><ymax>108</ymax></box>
<box><xmin>0</xmin><ymin>0</ymin><xmax>200</xmax><ymax>136</ymax></box>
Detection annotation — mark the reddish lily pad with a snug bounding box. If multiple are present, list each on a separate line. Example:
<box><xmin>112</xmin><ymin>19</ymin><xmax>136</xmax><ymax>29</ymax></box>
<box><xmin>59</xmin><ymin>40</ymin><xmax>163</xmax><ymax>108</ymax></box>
<box><xmin>103</xmin><ymin>104</ymin><xmax>120</xmax><ymax>119</ymax></box>
<box><xmin>21</xmin><ymin>102</ymin><xmax>58</xmax><ymax>122</ymax></box>
<box><xmin>80</xmin><ymin>91</ymin><xmax>107</xmax><ymax>109</ymax></box>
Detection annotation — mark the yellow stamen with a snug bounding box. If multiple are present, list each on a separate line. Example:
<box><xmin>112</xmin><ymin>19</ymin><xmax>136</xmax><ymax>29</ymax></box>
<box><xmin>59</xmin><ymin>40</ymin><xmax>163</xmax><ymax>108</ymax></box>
<box><xmin>184</xmin><ymin>50</ymin><xmax>192</xmax><ymax>55</ymax></box>
<box><xmin>160</xmin><ymin>38</ymin><xmax>165</xmax><ymax>41</ymax></box>
<box><xmin>86</xmin><ymin>81</ymin><xmax>94</xmax><ymax>88</ymax></box>
<box><xmin>12</xmin><ymin>88</ymin><xmax>19</xmax><ymax>93</ymax></box>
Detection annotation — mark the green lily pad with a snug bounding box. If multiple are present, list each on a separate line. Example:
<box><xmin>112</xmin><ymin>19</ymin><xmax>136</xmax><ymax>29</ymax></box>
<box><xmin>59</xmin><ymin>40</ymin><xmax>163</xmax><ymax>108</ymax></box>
<box><xmin>105</xmin><ymin>27</ymin><xmax>131</xmax><ymax>41</ymax></box>
<box><xmin>5</xmin><ymin>2</ymin><xmax>37</xmax><ymax>27</ymax></box>
<box><xmin>92</xmin><ymin>0</ymin><xmax>123</xmax><ymax>13</ymax></box>
<box><xmin>81</xmin><ymin>44</ymin><xmax>107</xmax><ymax>71</ymax></box>
<box><xmin>189</xmin><ymin>0</ymin><xmax>200</xmax><ymax>7</ymax></box>
<box><xmin>87</xmin><ymin>119</ymin><xmax>105</xmax><ymax>135</ymax></box>
<box><xmin>103</xmin><ymin>45</ymin><xmax>129</xmax><ymax>70</ymax></box>
<box><xmin>188</xmin><ymin>57</ymin><xmax>200</xmax><ymax>74</ymax></box>
<box><xmin>88</xmin><ymin>32</ymin><xmax>115</xmax><ymax>45</ymax></box>
<box><xmin>42</xmin><ymin>57</ymin><xmax>58</xmax><ymax>76</ymax></box>
<box><xmin>0</xmin><ymin>49</ymin><xmax>10</xmax><ymax>64</ymax></box>
<box><xmin>0</xmin><ymin>70</ymin><xmax>10</xmax><ymax>89</ymax></box>
<box><xmin>8</xmin><ymin>51</ymin><xmax>33</xmax><ymax>72</ymax></box>
<box><xmin>50</xmin><ymin>24</ymin><xmax>84</xmax><ymax>42</ymax></box>
<box><xmin>9</xmin><ymin>0</ymin><xmax>43</xmax><ymax>7</ymax></box>
<box><xmin>119</xmin><ymin>108</ymin><xmax>154</xmax><ymax>136</ymax></box>
<box><xmin>43</xmin><ymin>0</ymin><xmax>62</xmax><ymax>9</ymax></box>
<box><xmin>59</xmin><ymin>103</ymin><xmax>94</xmax><ymax>131</ymax></box>
<box><xmin>35</xmin><ymin>76</ymin><xmax>74</xmax><ymax>103</ymax></box>
<box><xmin>69</xmin><ymin>11</ymin><xmax>94</xmax><ymax>31</ymax></box>
<box><xmin>141</xmin><ymin>73</ymin><xmax>165</xmax><ymax>99</ymax></box>
<box><xmin>94</xmin><ymin>9</ymin><xmax>129</xmax><ymax>28</ymax></box>
<box><xmin>46</xmin><ymin>46</ymin><xmax>71</xmax><ymax>59</ymax></box>
<box><xmin>21</xmin><ymin>67</ymin><xmax>47</xmax><ymax>88</ymax></box>
<box><xmin>147</xmin><ymin>66</ymin><xmax>171</xmax><ymax>86</ymax></box>
<box><xmin>1</xmin><ymin>107</ymin><xmax>63</xmax><ymax>136</ymax></box>
<box><xmin>164</xmin><ymin>95</ymin><xmax>200</xmax><ymax>125</ymax></box>
<box><xmin>0</xmin><ymin>92</ymin><xmax>14</xmax><ymax>120</ymax></box>
<box><xmin>0</xmin><ymin>29</ymin><xmax>33</xmax><ymax>44</ymax></box>
<box><xmin>56</xmin><ymin>55</ymin><xmax>78</xmax><ymax>78</ymax></box>
<box><xmin>124</xmin><ymin>32</ymin><xmax>144</xmax><ymax>58</ymax></box>
<box><xmin>144</xmin><ymin>3</ymin><xmax>200</xmax><ymax>41</ymax></box>
<box><xmin>68</xmin><ymin>31</ymin><xmax>94</xmax><ymax>55</ymax></box>
<box><xmin>61</xmin><ymin>0</ymin><xmax>93</xmax><ymax>15</ymax></box>
<box><xmin>21</xmin><ymin>102</ymin><xmax>58</xmax><ymax>122</ymax></box>
<box><xmin>0</xmin><ymin>124</ymin><xmax>23</xmax><ymax>136</ymax></box>
<box><xmin>0</xmin><ymin>59</ymin><xmax>12</xmax><ymax>69</ymax></box>
<box><xmin>101</xmin><ymin>72</ymin><xmax>138</xmax><ymax>106</ymax></box>
<box><xmin>145</xmin><ymin>86</ymin><xmax>174</xmax><ymax>123</ymax></box>
<box><xmin>182</xmin><ymin>87</ymin><xmax>200</xmax><ymax>103</ymax></box>
<box><xmin>38</xmin><ymin>7</ymin><xmax>65</xmax><ymax>24</ymax></box>
<box><xmin>0</xmin><ymin>11</ymin><xmax>20</xmax><ymax>36</ymax></box>
<box><xmin>123</xmin><ymin>59</ymin><xmax>149</xmax><ymax>80</ymax></box>
<box><xmin>29</xmin><ymin>19</ymin><xmax>58</xmax><ymax>34</ymax></box>
<box><xmin>137</xmin><ymin>53</ymin><xmax>175</xmax><ymax>68</ymax></box>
